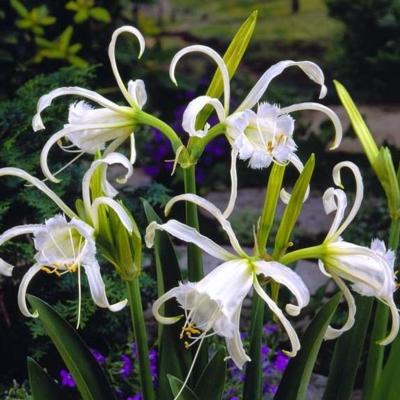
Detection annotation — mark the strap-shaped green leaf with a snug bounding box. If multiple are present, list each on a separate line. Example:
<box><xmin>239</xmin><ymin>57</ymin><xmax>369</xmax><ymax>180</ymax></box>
<box><xmin>27</xmin><ymin>295</ymin><xmax>117</xmax><ymax>400</ymax></box>
<box><xmin>168</xmin><ymin>375</ymin><xmax>200</xmax><ymax>400</ymax></box>
<box><xmin>28</xmin><ymin>357</ymin><xmax>68</xmax><ymax>400</ymax></box>
<box><xmin>194</xmin><ymin>347</ymin><xmax>227</xmax><ymax>399</ymax></box>
<box><xmin>143</xmin><ymin>200</ymin><xmax>191</xmax><ymax>399</ymax></box>
<box><xmin>195</xmin><ymin>10</ymin><xmax>258</xmax><ymax>129</ymax></box>
<box><xmin>322</xmin><ymin>296</ymin><xmax>373</xmax><ymax>400</ymax></box>
<box><xmin>273</xmin><ymin>154</ymin><xmax>315</xmax><ymax>259</ymax></box>
<box><xmin>274</xmin><ymin>292</ymin><xmax>342</xmax><ymax>400</ymax></box>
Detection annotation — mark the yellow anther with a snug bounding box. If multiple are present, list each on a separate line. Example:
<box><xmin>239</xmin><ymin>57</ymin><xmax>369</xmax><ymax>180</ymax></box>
<box><xmin>184</xmin><ymin>341</ymin><xmax>190</xmax><ymax>349</ymax></box>
<box><xmin>41</xmin><ymin>266</ymin><xmax>61</xmax><ymax>277</ymax></box>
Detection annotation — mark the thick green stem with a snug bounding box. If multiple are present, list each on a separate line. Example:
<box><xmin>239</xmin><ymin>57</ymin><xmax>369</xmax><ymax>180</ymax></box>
<box><xmin>280</xmin><ymin>245</ymin><xmax>326</xmax><ymax>265</ymax></box>
<box><xmin>363</xmin><ymin>217</ymin><xmax>400</xmax><ymax>400</ymax></box>
<box><xmin>126</xmin><ymin>279</ymin><xmax>155</xmax><ymax>400</ymax></box>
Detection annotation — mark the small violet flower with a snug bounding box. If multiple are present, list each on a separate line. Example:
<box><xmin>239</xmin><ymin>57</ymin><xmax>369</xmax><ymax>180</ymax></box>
<box><xmin>60</xmin><ymin>369</ymin><xmax>76</xmax><ymax>388</ymax></box>
<box><xmin>120</xmin><ymin>355</ymin><xmax>133</xmax><ymax>378</ymax></box>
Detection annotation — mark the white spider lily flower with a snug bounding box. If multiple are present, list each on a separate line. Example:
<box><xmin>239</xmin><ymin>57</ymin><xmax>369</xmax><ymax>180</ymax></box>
<box><xmin>318</xmin><ymin>161</ymin><xmax>398</xmax><ymax>344</ymax></box>
<box><xmin>0</xmin><ymin>214</ymin><xmax>127</xmax><ymax>322</ymax></box>
<box><xmin>145</xmin><ymin>194</ymin><xmax>309</xmax><ymax>383</ymax></box>
<box><xmin>32</xmin><ymin>26</ymin><xmax>147</xmax><ymax>183</ymax></box>
<box><xmin>171</xmin><ymin>47</ymin><xmax>342</xmax><ymax>214</ymax></box>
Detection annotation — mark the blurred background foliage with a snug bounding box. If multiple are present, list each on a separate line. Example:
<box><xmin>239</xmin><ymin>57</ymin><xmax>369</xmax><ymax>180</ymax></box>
<box><xmin>0</xmin><ymin>0</ymin><xmax>398</xmax><ymax>398</ymax></box>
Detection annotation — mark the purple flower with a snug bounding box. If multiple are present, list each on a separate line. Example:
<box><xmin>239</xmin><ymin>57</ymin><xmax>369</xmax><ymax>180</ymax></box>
<box><xmin>131</xmin><ymin>342</ymin><xmax>138</xmax><ymax>358</ymax></box>
<box><xmin>90</xmin><ymin>348</ymin><xmax>106</xmax><ymax>364</ymax></box>
<box><xmin>261</xmin><ymin>344</ymin><xmax>270</xmax><ymax>358</ymax></box>
<box><xmin>149</xmin><ymin>348</ymin><xmax>158</xmax><ymax>381</ymax></box>
<box><xmin>274</xmin><ymin>352</ymin><xmax>289</xmax><ymax>372</ymax></box>
<box><xmin>120</xmin><ymin>355</ymin><xmax>133</xmax><ymax>378</ymax></box>
<box><xmin>265</xmin><ymin>383</ymin><xmax>278</xmax><ymax>394</ymax></box>
<box><xmin>126</xmin><ymin>395</ymin><xmax>142</xmax><ymax>400</ymax></box>
<box><xmin>60</xmin><ymin>369</ymin><xmax>76</xmax><ymax>388</ymax></box>
<box><xmin>230</xmin><ymin>397</ymin><xmax>240</xmax><ymax>400</ymax></box>
<box><xmin>263</xmin><ymin>323</ymin><xmax>278</xmax><ymax>335</ymax></box>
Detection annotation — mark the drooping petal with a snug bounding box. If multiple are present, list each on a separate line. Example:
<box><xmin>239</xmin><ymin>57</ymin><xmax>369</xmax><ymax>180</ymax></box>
<box><xmin>32</xmin><ymin>87</ymin><xmax>126</xmax><ymax>131</ymax></box>
<box><xmin>222</xmin><ymin>149</ymin><xmax>238</xmax><ymax>218</ymax></box>
<box><xmin>237</xmin><ymin>60</ymin><xmax>327</xmax><ymax>112</ymax></box>
<box><xmin>0</xmin><ymin>259</ymin><xmax>14</xmax><ymax>276</ymax></box>
<box><xmin>127</xmin><ymin>79</ymin><xmax>147</xmax><ymax>109</ymax></box>
<box><xmin>323</xmin><ymin>188</ymin><xmax>347</xmax><ymax>242</ymax></box>
<box><xmin>17</xmin><ymin>263</ymin><xmax>42</xmax><ymax>317</ymax></box>
<box><xmin>152</xmin><ymin>287</ymin><xmax>184</xmax><ymax>325</ymax></box>
<box><xmin>165</xmin><ymin>194</ymin><xmax>247</xmax><ymax>258</ymax></box>
<box><xmin>170</xmin><ymin>45</ymin><xmax>230</xmax><ymax>113</ymax></box>
<box><xmin>182</xmin><ymin>96</ymin><xmax>225</xmax><ymax>137</ymax></box>
<box><xmin>0</xmin><ymin>168</ymin><xmax>78</xmax><ymax>219</ymax></box>
<box><xmin>129</xmin><ymin>133</ymin><xmax>136</xmax><ymax>164</ymax></box>
<box><xmin>84</xmin><ymin>261</ymin><xmax>127</xmax><ymax>312</ymax></box>
<box><xmin>280</xmin><ymin>102</ymin><xmax>343</xmax><ymax>149</ymax></box>
<box><xmin>225</xmin><ymin>306</ymin><xmax>251</xmax><ymax>369</ymax></box>
<box><xmin>253</xmin><ymin>260</ymin><xmax>310</xmax><ymax>316</ymax></box>
<box><xmin>108</xmin><ymin>26</ymin><xmax>146</xmax><ymax>107</ymax></box>
<box><xmin>145</xmin><ymin>220</ymin><xmax>235</xmax><ymax>261</ymax></box>
<box><xmin>253</xmin><ymin>276</ymin><xmax>301</xmax><ymax>357</ymax></box>
<box><xmin>91</xmin><ymin>197</ymin><xmax>133</xmax><ymax>233</ymax></box>
<box><xmin>378</xmin><ymin>297</ymin><xmax>399</xmax><ymax>345</ymax></box>
<box><xmin>324</xmin><ymin>273</ymin><xmax>356</xmax><ymax>340</ymax></box>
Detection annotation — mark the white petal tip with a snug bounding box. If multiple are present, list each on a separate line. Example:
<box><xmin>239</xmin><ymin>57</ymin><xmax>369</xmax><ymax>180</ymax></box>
<box><xmin>32</xmin><ymin>115</ymin><xmax>45</xmax><ymax>131</ymax></box>
<box><xmin>109</xmin><ymin>298</ymin><xmax>128</xmax><ymax>312</ymax></box>
<box><xmin>282</xmin><ymin>349</ymin><xmax>296</xmax><ymax>358</ymax></box>
<box><xmin>319</xmin><ymin>85</ymin><xmax>328</xmax><ymax>99</ymax></box>
<box><xmin>286</xmin><ymin>304</ymin><xmax>301</xmax><ymax>316</ymax></box>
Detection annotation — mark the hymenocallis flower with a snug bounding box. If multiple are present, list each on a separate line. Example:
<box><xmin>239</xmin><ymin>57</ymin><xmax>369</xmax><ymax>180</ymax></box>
<box><xmin>0</xmin><ymin>153</ymin><xmax>134</xmax><ymax>324</ymax></box>
<box><xmin>145</xmin><ymin>193</ymin><xmax>309</xmax><ymax>398</ymax></box>
<box><xmin>32</xmin><ymin>26</ymin><xmax>147</xmax><ymax>183</ymax></box>
<box><xmin>170</xmin><ymin>47</ymin><xmax>343</xmax><ymax>215</ymax></box>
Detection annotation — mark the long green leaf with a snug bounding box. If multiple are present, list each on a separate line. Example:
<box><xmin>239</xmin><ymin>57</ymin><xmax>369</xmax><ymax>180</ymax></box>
<box><xmin>194</xmin><ymin>348</ymin><xmax>227</xmax><ymax>399</ymax></box>
<box><xmin>168</xmin><ymin>375</ymin><xmax>200</xmax><ymax>400</ymax></box>
<box><xmin>27</xmin><ymin>357</ymin><xmax>68</xmax><ymax>400</ymax></box>
<box><xmin>274</xmin><ymin>292</ymin><xmax>342</xmax><ymax>400</ymax></box>
<box><xmin>27</xmin><ymin>295</ymin><xmax>117</xmax><ymax>400</ymax></box>
<box><xmin>142</xmin><ymin>200</ymin><xmax>191</xmax><ymax>399</ymax></box>
<box><xmin>195</xmin><ymin>10</ymin><xmax>258</xmax><ymax>129</ymax></box>
<box><xmin>322</xmin><ymin>296</ymin><xmax>373</xmax><ymax>400</ymax></box>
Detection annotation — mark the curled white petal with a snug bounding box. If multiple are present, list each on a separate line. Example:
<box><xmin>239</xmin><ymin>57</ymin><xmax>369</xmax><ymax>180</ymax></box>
<box><xmin>253</xmin><ymin>276</ymin><xmax>300</xmax><ymax>357</ymax></box>
<box><xmin>0</xmin><ymin>168</ymin><xmax>78</xmax><ymax>219</ymax></box>
<box><xmin>325</xmin><ymin>274</ymin><xmax>356</xmax><ymax>340</ymax></box>
<box><xmin>17</xmin><ymin>263</ymin><xmax>42</xmax><ymax>318</ymax></box>
<box><xmin>170</xmin><ymin>45</ymin><xmax>230</xmax><ymax>113</ymax></box>
<box><xmin>253</xmin><ymin>260</ymin><xmax>310</xmax><ymax>316</ymax></box>
<box><xmin>378</xmin><ymin>298</ymin><xmax>399</xmax><ymax>345</ymax></box>
<box><xmin>280</xmin><ymin>102</ymin><xmax>342</xmax><ymax>150</ymax></box>
<box><xmin>127</xmin><ymin>79</ymin><xmax>147</xmax><ymax>109</ymax></box>
<box><xmin>0</xmin><ymin>259</ymin><xmax>14</xmax><ymax>276</ymax></box>
<box><xmin>237</xmin><ymin>60</ymin><xmax>327</xmax><ymax>112</ymax></box>
<box><xmin>108</xmin><ymin>26</ymin><xmax>146</xmax><ymax>107</ymax></box>
<box><xmin>165</xmin><ymin>194</ymin><xmax>247</xmax><ymax>258</ymax></box>
<box><xmin>145</xmin><ymin>220</ymin><xmax>235</xmax><ymax>261</ymax></box>
<box><xmin>152</xmin><ymin>287</ymin><xmax>183</xmax><ymax>325</ymax></box>
<box><xmin>84</xmin><ymin>261</ymin><xmax>127</xmax><ymax>312</ymax></box>
<box><xmin>323</xmin><ymin>188</ymin><xmax>347</xmax><ymax>242</ymax></box>
<box><xmin>32</xmin><ymin>87</ymin><xmax>125</xmax><ymax>131</ymax></box>
<box><xmin>182</xmin><ymin>96</ymin><xmax>225</xmax><ymax>137</ymax></box>
<box><xmin>222</xmin><ymin>150</ymin><xmax>238</xmax><ymax>218</ymax></box>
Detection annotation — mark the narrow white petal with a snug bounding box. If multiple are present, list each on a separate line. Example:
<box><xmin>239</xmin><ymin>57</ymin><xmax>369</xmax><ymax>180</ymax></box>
<box><xmin>127</xmin><ymin>79</ymin><xmax>147</xmax><ymax>109</ymax></box>
<box><xmin>325</xmin><ymin>274</ymin><xmax>356</xmax><ymax>340</ymax></box>
<box><xmin>108</xmin><ymin>26</ymin><xmax>146</xmax><ymax>107</ymax></box>
<box><xmin>0</xmin><ymin>168</ymin><xmax>78</xmax><ymax>219</ymax></box>
<box><xmin>222</xmin><ymin>150</ymin><xmax>238</xmax><ymax>218</ymax></box>
<box><xmin>170</xmin><ymin>45</ymin><xmax>230</xmax><ymax>113</ymax></box>
<box><xmin>32</xmin><ymin>87</ymin><xmax>125</xmax><ymax>131</ymax></box>
<box><xmin>378</xmin><ymin>298</ymin><xmax>399</xmax><ymax>345</ymax></box>
<box><xmin>237</xmin><ymin>60</ymin><xmax>327</xmax><ymax>112</ymax></box>
<box><xmin>182</xmin><ymin>96</ymin><xmax>225</xmax><ymax>137</ymax></box>
<box><xmin>17</xmin><ymin>263</ymin><xmax>42</xmax><ymax>318</ymax></box>
<box><xmin>145</xmin><ymin>220</ymin><xmax>235</xmax><ymax>261</ymax></box>
<box><xmin>280</xmin><ymin>102</ymin><xmax>342</xmax><ymax>149</ymax></box>
<box><xmin>165</xmin><ymin>194</ymin><xmax>247</xmax><ymax>258</ymax></box>
<box><xmin>91</xmin><ymin>197</ymin><xmax>133</xmax><ymax>233</ymax></box>
<box><xmin>318</xmin><ymin>260</ymin><xmax>332</xmax><ymax>277</ymax></box>
<box><xmin>253</xmin><ymin>260</ymin><xmax>310</xmax><ymax>316</ymax></box>
<box><xmin>84</xmin><ymin>261</ymin><xmax>127</xmax><ymax>311</ymax></box>
<box><xmin>130</xmin><ymin>133</ymin><xmax>136</xmax><ymax>164</ymax></box>
<box><xmin>225</xmin><ymin>306</ymin><xmax>251</xmax><ymax>369</ymax></box>
<box><xmin>323</xmin><ymin>188</ymin><xmax>348</xmax><ymax>242</ymax></box>
<box><xmin>0</xmin><ymin>259</ymin><xmax>14</xmax><ymax>276</ymax></box>
<box><xmin>253</xmin><ymin>276</ymin><xmax>300</xmax><ymax>357</ymax></box>
<box><xmin>152</xmin><ymin>287</ymin><xmax>183</xmax><ymax>325</ymax></box>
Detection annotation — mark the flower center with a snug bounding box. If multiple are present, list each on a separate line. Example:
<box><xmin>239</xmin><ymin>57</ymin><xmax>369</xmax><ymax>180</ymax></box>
<box><xmin>180</xmin><ymin>322</ymin><xmax>202</xmax><ymax>349</ymax></box>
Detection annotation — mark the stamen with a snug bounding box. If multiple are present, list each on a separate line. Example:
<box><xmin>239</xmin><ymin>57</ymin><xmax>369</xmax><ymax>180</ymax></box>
<box><xmin>41</xmin><ymin>266</ymin><xmax>61</xmax><ymax>277</ymax></box>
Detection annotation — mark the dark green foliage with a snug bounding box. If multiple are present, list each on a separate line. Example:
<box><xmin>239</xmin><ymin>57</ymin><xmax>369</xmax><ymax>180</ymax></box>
<box><xmin>326</xmin><ymin>0</ymin><xmax>400</xmax><ymax>100</ymax></box>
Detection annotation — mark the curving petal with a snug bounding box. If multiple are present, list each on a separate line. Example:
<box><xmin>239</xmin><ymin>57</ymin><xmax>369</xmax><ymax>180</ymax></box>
<box><xmin>108</xmin><ymin>26</ymin><xmax>146</xmax><ymax>107</ymax></box>
<box><xmin>84</xmin><ymin>261</ymin><xmax>127</xmax><ymax>312</ymax></box>
<box><xmin>165</xmin><ymin>193</ymin><xmax>247</xmax><ymax>258</ymax></box>
<box><xmin>280</xmin><ymin>102</ymin><xmax>342</xmax><ymax>149</ymax></box>
<box><xmin>32</xmin><ymin>87</ymin><xmax>126</xmax><ymax>131</ymax></box>
<box><xmin>378</xmin><ymin>298</ymin><xmax>399</xmax><ymax>345</ymax></box>
<box><xmin>152</xmin><ymin>287</ymin><xmax>184</xmax><ymax>325</ymax></box>
<box><xmin>0</xmin><ymin>168</ymin><xmax>78</xmax><ymax>219</ymax></box>
<box><xmin>17</xmin><ymin>263</ymin><xmax>42</xmax><ymax>317</ymax></box>
<box><xmin>182</xmin><ymin>96</ymin><xmax>225</xmax><ymax>137</ymax></box>
<box><xmin>129</xmin><ymin>133</ymin><xmax>136</xmax><ymax>164</ymax></box>
<box><xmin>91</xmin><ymin>197</ymin><xmax>133</xmax><ymax>233</ymax></box>
<box><xmin>225</xmin><ymin>306</ymin><xmax>251</xmax><ymax>369</ymax></box>
<box><xmin>253</xmin><ymin>260</ymin><xmax>310</xmax><ymax>316</ymax></box>
<box><xmin>127</xmin><ymin>79</ymin><xmax>147</xmax><ymax>109</ymax></box>
<box><xmin>323</xmin><ymin>188</ymin><xmax>347</xmax><ymax>242</ymax></box>
<box><xmin>253</xmin><ymin>276</ymin><xmax>301</xmax><ymax>357</ymax></box>
<box><xmin>145</xmin><ymin>220</ymin><xmax>235</xmax><ymax>261</ymax></box>
<box><xmin>222</xmin><ymin>149</ymin><xmax>238</xmax><ymax>218</ymax></box>
<box><xmin>237</xmin><ymin>60</ymin><xmax>327</xmax><ymax>112</ymax></box>
<box><xmin>325</xmin><ymin>273</ymin><xmax>356</xmax><ymax>340</ymax></box>
<box><xmin>170</xmin><ymin>45</ymin><xmax>230</xmax><ymax>113</ymax></box>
